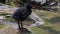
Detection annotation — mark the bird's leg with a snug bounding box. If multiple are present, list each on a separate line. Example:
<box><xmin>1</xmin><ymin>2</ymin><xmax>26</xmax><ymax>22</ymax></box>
<box><xmin>20</xmin><ymin>21</ymin><xmax>23</xmax><ymax>29</ymax></box>
<box><xmin>19</xmin><ymin>21</ymin><xmax>24</xmax><ymax>32</ymax></box>
<box><xmin>17</xmin><ymin>20</ymin><xmax>21</xmax><ymax>31</ymax></box>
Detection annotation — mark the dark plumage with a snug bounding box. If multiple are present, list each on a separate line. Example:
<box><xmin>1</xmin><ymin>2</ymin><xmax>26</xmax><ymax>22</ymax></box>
<box><xmin>12</xmin><ymin>4</ymin><xmax>32</xmax><ymax>21</ymax></box>
<box><xmin>12</xmin><ymin>4</ymin><xmax>32</xmax><ymax>31</ymax></box>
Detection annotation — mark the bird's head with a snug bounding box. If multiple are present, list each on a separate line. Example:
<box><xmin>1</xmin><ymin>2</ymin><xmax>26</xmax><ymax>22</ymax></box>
<box><xmin>26</xmin><ymin>4</ymin><xmax>35</xmax><ymax>9</ymax></box>
<box><xmin>26</xmin><ymin>4</ymin><xmax>32</xmax><ymax>9</ymax></box>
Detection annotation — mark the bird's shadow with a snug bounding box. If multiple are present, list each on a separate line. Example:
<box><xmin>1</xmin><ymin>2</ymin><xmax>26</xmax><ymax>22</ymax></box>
<box><xmin>17</xmin><ymin>28</ymin><xmax>31</xmax><ymax>34</ymax></box>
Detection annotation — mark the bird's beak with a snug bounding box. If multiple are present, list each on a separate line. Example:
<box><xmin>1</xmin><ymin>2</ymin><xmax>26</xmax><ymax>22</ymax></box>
<box><xmin>32</xmin><ymin>5</ymin><xmax>36</xmax><ymax>9</ymax></box>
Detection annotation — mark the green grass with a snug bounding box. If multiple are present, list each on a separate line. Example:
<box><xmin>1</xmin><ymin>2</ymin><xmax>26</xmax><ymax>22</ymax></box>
<box><xmin>28</xmin><ymin>10</ymin><xmax>60</xmax><ymax>34</ymax></box>
<box><xmin>0</xmin><ymin>25</ymin><xmax>4</xmax><ymax>29</ymax></box>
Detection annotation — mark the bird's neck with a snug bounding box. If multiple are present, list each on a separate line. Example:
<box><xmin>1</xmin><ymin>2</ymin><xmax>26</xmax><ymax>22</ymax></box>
<box><xmin>26</xmin><ymin>8</ymin><xmax>31</xmax><ymax>11</ymax></box>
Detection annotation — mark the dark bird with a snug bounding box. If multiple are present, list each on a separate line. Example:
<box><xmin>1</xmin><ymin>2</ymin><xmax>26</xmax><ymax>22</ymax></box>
<box><xmin>12</xmin><ymin>4</ymin><xmax>32</xmax><ymax>31</ymax></box>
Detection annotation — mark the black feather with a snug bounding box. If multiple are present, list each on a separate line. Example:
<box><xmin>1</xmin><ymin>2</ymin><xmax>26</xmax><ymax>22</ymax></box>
<box><xmin>12</xmin><ymin>4</ymin><xmax>32</xmax><ymax>21</ymax></box>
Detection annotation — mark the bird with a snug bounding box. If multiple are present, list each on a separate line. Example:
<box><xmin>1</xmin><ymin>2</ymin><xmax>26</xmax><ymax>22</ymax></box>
<box><xmin>12</xmin><ymin>4</ymin><xmax>32</xmax><ymax>31</ymax></box>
